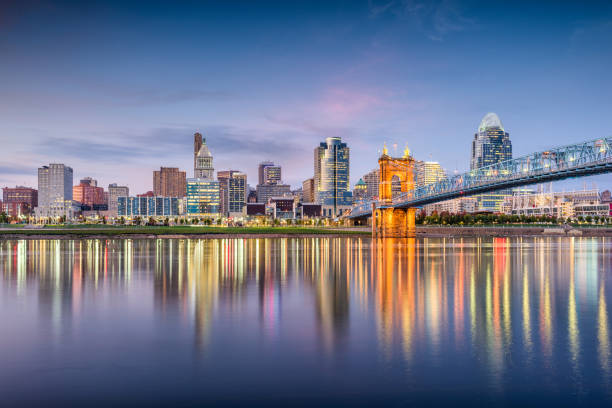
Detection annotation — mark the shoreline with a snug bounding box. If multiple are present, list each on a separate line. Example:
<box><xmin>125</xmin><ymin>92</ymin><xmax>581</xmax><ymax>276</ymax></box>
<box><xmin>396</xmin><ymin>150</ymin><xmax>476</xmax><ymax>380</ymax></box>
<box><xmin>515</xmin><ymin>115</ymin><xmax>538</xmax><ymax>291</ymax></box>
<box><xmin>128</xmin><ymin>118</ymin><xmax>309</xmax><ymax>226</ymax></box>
<box><xmin>1</xmin><ymin>225</ymin><xmax>611</xmax><ymax>239</ymax></box>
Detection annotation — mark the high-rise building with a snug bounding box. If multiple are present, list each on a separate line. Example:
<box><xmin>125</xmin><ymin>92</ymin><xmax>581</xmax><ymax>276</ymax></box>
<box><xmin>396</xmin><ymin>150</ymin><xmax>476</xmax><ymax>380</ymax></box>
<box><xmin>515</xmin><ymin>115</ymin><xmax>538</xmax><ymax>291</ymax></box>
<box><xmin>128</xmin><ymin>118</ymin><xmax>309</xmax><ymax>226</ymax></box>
<box><xmin>73</xmin><ymin>177</ymin><xmax>105</xmax><ymax>210</ymax></box>
<box><xmin>415</xmin><ymin>161</ymin><xmax>446</xmax><ymax>187</ymax></box>
<box><xmin>35</xmin><ymin>163</ymin><xmax>78</xmax><ymax>219</ymax></box>
<box><xmin>353</xmin><ymin>178</ymin><xmax>368</xmax><ymax>202</ymax></box>
<box><xmin>153</xmin><ymin>167</ymin><xmax>186</xmax><ymax>198</ymax></box>
<box><xmin>107</xmin><ymin>183</ymin><xmax>129</xmax><ymax>217</ymax></box>
<box><xmin>470</xmin><ymin>113</ymin><xmax>513</xmax><ymax>212</ymax></box>
<box><xmin>314</xmin><ymin>137</ymin><xmax>352</xmax><ymax>211</ymax></box>
<box><xmin>217</xmin><ymin>170</ymin><xmax>247</xmax><ymax>216</ymax></box>
<box><xmin>194</xmin><ymin>133</ymin><xmax>214</xmax><ymax>180</ymax></box>
<box><xmin>118</xmin><ymin>196</ymin><xmax>181</xmax><ymax>217</ymax></box>
<box><xmin>258</xmin><ymin>161</ymin><xmax>274</xmax><ymax>185</ymax></box>
<box><xmin>2</xmin><ymin>186</ymin><xmax>38</xmax><ymax>218</ymax></box>
<box><xmin>263</xmin><ymin>165</ymin><xmax>281</xmax><ymax>185</ymax></box>
<box><xmin>302</xmin><ymin>178</ymin><xmax>315</xmax><ymax>203</ymax></box>
<box><xmin>188</xmin><ymin>133</ymin><xmax>220</xmax><ymax>215</ymax></box>
<box><xmin>362</xmin><ymin>169</ymin><xmax>379</xmax><ymax>200</ymax></box>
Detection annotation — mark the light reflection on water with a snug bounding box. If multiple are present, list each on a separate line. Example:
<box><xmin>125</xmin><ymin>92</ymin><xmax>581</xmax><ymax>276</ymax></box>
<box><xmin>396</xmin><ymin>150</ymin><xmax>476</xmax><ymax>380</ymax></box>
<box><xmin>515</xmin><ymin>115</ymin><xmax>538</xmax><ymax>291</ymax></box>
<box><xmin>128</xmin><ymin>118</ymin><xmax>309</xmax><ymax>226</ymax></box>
<box><xmin>0</xmin><ymin>237</ymin><xmax>611</xmax><ymax>406</ymax></box>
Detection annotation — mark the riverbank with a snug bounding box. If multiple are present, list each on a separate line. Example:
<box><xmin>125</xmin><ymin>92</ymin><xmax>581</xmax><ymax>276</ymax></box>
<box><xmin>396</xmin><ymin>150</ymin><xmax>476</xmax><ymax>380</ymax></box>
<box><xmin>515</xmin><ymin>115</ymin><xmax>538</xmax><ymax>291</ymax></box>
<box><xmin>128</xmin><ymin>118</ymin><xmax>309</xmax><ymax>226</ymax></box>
<box><xmin>1</xmin><ymin>225</ymin><xmax>611</xmax><ymax>239</ymax></box>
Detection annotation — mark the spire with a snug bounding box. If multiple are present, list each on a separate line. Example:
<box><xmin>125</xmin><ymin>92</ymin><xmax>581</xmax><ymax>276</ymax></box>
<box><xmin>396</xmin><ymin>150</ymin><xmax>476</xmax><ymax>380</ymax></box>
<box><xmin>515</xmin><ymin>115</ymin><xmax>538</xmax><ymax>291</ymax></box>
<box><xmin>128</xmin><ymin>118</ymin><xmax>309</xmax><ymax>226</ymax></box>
<box><xmin>403</xmin><ymin>144</ymin><xmax>411</xmax><ymax>158</ymax></box>
<box><xmin>382</xmin><ymin>142</ymin><xmax>388</xmax><ymax>156</ymax></box>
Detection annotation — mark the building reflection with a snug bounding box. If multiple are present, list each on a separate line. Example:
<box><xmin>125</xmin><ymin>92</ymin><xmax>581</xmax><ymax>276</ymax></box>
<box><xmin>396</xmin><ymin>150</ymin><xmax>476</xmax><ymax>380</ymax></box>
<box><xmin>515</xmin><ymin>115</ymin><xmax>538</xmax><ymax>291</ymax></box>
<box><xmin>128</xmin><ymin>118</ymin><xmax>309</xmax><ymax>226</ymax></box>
<box><xmin>0</xmin><ymin>236</ymin><xmax>610</xmax><ymax>378</ymax></box>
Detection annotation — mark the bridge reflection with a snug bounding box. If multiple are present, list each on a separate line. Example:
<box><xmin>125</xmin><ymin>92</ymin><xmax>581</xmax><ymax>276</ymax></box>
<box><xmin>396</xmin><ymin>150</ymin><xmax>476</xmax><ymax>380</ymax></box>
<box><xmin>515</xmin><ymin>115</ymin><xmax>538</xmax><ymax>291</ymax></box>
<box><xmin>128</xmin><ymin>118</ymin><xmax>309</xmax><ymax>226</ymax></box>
<box><xmin>0</xmin><ymin>237</ymin><xmax>610</xmax><ymax>384</ymax></box>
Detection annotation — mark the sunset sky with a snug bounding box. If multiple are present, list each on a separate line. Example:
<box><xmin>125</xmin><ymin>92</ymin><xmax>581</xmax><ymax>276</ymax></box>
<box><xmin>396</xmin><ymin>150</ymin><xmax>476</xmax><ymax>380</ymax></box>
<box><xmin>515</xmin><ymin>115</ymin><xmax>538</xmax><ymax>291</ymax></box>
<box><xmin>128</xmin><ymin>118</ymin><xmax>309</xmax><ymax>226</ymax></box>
<box><xmin>1</xmin><ymin>0</ymin><xmax>611</xmax><ymax>192</ymax></box>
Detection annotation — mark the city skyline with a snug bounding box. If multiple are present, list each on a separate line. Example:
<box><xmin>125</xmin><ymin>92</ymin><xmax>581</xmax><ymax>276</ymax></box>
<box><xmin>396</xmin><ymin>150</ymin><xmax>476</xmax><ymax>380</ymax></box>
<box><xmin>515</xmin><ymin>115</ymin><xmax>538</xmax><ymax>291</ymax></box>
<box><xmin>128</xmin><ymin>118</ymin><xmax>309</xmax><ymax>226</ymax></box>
<box><xmin>1</xmin><ymin>1</ymin><xmax>611</xmax><ymax>191</ymax></box>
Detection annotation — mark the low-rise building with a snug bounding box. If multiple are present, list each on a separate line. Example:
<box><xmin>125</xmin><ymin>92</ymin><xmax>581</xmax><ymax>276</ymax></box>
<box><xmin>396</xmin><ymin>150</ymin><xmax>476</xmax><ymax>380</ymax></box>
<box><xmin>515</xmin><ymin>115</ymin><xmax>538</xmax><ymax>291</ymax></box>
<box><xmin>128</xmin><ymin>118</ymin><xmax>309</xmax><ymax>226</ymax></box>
<box><xmin>2</xmin><ymin>186</ymin><xmax>38</xmax><ymax>218</ymax></box>
<box><xmin>118</xmin><ymin>196</ymin><xmax>181</xmax><ymax>217</ymax></box>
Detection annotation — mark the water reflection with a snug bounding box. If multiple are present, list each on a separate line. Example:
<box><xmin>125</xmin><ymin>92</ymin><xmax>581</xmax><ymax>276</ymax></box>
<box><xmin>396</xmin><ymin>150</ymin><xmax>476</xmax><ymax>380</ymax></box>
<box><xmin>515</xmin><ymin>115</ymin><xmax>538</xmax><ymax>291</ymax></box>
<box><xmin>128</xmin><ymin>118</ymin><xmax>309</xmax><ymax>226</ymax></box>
<box><xmin>0</xmin><ymin>236</ymin><xmax>611</xmax><ymax>403</ymax></box>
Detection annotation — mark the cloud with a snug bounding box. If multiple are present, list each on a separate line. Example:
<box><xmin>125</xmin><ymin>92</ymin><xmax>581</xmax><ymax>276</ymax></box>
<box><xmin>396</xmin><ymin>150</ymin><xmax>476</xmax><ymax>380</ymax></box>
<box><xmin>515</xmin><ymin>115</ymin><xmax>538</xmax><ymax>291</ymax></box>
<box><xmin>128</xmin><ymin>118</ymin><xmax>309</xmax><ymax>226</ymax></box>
<box><xmin>369</xmin><ymin>0</ymin><xmax>474</xmax><ymax>41</ymax></box>
<box><xmin>0</xmin><ymin>164</ymin><xmax>35</xmax><ymax>176</ymax></box>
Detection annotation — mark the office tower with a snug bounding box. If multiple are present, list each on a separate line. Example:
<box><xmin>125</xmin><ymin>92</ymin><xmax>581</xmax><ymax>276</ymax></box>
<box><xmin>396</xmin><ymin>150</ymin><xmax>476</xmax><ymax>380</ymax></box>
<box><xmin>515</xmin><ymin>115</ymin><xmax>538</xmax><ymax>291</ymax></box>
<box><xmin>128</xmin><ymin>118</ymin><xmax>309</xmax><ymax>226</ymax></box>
<box><xmin>217</xmin><ymin>170</ymin><xmax>247</xmax><ymax>216</ymax></box>
<box><xmin>2</xmin><ymin>186</ymin><xmax>38</xmax><ymax>217</ymax></box>
<box><xmin>153</xmin><ymin>167</ymin><xmax>187</xmax><ymax>197</ymax></box>
<box><xmin>35</xmin><ymin>163</ymin><xmax>76</xmax><ymax>218</ymax></box>
<box><xmin>353</xmin><ymin>178</ymin><xmax>367</xmax><ymax>202</ymax></box>
<box><xmin>471</xmin><ymin>113</ymin><xmax>512</xmax><ymax>170</ymax></box>
<box><xmin>194</xmin><ymin>133</ymin><xmax>214</xmax><ymax>179</ymax></box>
<box><xmin>186</xmin><ymin>178</ymin><xmax>220</xmax><ymax>215</ymax></box>
<box><xmin>73</xmin><ymin>177</ymin><xmax>105</xmax><ymax>210</ymax></box>
<box><xmin>256</xmin><ymin>183</ymin><xmax>291</xmax><ymax>203</ymax></box>
<box><xmin>362</xmin><ymin>169</ymin><xmax>379</xmax><ymax>199</ymax></box>
<box><xmin>108</xmin><ymin>183</ymin><xmax>129</xmax><ymax>217</ymax></box>
<box><xmin>263</xmin><ymin>165</ymin><xmax>281</xmax><ymax>185</ymax></box>
<box><xmin>314</xmin><ymin>137</ymin><xmax>352</xmax><ymax>211</ymax></box>
<box><xmin>258</xmin><ymin>161</ymin><xmax>274</xmax><ymax>185</ymax></box>
<box><xmin>470</xmin><ymin>113</ymin><xmax>513</xmax><ymax>211</ymax></box>
<box><xmin>415</xmin><ymin>161</ymin><xmax>446</xmax><ymax>187</ymax></box>
<box><xmin>302</xmin><ymin>178</ymin><xmax>315</xmax><ymax>203</ymax></box>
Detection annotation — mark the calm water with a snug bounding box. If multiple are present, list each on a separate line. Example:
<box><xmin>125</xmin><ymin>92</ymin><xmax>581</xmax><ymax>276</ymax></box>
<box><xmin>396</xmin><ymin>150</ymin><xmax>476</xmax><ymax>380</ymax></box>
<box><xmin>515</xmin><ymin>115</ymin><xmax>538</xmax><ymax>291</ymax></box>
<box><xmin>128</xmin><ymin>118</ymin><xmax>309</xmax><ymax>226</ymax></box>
<box><xmin>0</xmin><ymin>237</ymin><xmax>611</xmax><ymax>406</ymax></box>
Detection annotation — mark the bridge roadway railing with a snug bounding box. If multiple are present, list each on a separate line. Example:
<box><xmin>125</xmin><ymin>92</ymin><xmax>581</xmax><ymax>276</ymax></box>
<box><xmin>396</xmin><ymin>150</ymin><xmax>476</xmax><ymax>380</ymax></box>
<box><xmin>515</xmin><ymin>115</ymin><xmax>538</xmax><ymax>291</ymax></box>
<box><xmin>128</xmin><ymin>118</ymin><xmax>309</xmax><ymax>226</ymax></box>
<box><xmin>348</xmin><ymin>137</ymin><xmax>611</xmax><ymax>217</ymax></box>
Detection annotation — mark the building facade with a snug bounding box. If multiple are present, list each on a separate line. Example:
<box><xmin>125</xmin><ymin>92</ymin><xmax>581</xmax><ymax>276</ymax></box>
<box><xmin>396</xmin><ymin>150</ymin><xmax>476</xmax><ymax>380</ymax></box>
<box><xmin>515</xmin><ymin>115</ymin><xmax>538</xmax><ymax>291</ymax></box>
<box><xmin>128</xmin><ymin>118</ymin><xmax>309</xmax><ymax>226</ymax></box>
<box><xmin>107</xmin><ymin>183</ymin><xmax>129</xmax><ymax>217</ymax></box>
<box><xmin>362</xmin><ymin>169</ymin><xmax>379</xmax><ymax>200</ymax></box>
<box><xmin>194</xmin><ymin>134</ymin><xmax>214</xmax><ymax>180</ymax></box>
<box><xmin>186</xmin><ymin>179</ymin><xmax>220</xmax><ymax>215</ymax></box>
<box><xmin>218</xmin><ymin>170</ymin><xmax>247</xmax><ymax>216</ymax></box>
<box><xmin>73</xmin><ymin>177</ymin><xmax>105</xmax><ymax>210</ymax></box>
<box><xmin>314</xmin><ymin>137</ymin><xmax>352</xmax><ymax>210</ymax></box>
<box><xmin>353</xmin><ymin>178</ymin><xmax>368</xmax><ymax>202</ymax></box>
<box><xmin>302</xmin><ymin>178</ymin><xmax>315</xmax><ymax>203</ymax></box>
<box><xmin>118</xmin><ymin>196</ymin><xmax>181</xmax><ymax>217</ymax></box>
<box><xmin>470</xmin><ymin>113</ymin><xmax>513</xmax><ymax>212</ymax></box>
<box><xmin>415</xmin><ymin>161</ymin><xmax>446</xmax><ymax>187</ymax></box>
<box><xmin>35</xmin><ymin>164</ymin><xmax>77</xmax><ymax>219</ymax></box>
<box><xmin>256</xmin><ymin>183</ymin><xmax>291</xmax><ymax>204</ymax></box>
<box><xmin>2</xmin><ymin>186</ymin><xmax>38</xmax><ymax>218</ymax></box>
<box><xmin>153</xmin><ymin>167</ymin><xmax>186</xmax><ymax>198</ymax></box>
<box><xmin>511</xmin><ymin>188</ymin><xmax>609</xmax><ymax>218</ymax></box>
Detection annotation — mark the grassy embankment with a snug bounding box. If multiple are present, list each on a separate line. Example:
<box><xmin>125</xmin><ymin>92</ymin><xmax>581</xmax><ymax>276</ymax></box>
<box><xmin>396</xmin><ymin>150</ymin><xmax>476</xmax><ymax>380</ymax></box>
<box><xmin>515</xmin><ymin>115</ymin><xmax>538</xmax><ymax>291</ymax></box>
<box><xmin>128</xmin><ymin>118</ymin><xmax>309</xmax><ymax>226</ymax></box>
<box><xmin>0</xmin><ymin>225</ymin><xmax>371</xmax><ymax>237</ymax></box>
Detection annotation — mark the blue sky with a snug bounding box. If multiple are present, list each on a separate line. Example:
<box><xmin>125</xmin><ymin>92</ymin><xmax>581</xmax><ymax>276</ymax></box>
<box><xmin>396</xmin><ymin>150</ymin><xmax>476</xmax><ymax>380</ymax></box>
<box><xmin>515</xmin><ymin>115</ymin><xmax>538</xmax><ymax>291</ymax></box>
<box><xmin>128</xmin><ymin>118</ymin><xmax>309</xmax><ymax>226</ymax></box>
<box><xmin>1</xmin><ymin>0</ymin><xmax>611</xmax><ymax>192</ymax></box>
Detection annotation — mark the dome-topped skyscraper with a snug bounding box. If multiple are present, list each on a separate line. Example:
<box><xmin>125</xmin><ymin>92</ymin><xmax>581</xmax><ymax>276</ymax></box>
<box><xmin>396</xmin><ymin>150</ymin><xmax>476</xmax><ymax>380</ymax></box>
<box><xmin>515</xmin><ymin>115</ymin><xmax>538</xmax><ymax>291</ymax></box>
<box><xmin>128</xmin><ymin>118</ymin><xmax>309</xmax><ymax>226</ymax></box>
<box><xmin>194</xmin><ymin>132</ymin><xmax>214</xmax><ymax>180</ymax></box>
<box><xmin>470</xmin><ymin>113</ymin><xmax>513</xmax><ymax>212</ymax></box>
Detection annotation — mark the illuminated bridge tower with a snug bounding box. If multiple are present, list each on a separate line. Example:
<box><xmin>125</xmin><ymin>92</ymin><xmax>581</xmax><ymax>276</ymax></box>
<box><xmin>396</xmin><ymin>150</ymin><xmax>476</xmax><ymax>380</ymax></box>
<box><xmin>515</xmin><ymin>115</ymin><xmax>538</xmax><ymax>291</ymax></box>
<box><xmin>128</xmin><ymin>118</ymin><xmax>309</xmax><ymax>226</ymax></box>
<box><xmin>372</xmin><ymin>145</ymin><xmax>416</xmax><ymax>238</ymax></box>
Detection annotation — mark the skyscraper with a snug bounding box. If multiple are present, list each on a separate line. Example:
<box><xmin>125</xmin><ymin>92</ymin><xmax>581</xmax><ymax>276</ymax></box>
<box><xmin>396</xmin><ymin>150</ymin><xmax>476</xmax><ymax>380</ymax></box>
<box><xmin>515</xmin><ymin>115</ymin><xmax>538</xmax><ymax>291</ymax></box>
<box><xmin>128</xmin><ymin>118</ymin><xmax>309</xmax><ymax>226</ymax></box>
<box><xmin>362</xmin><ymin>169</ymin><xmax>379</xmax><ymax>200</ymax></box>
<box><xmin>35</xmin><ymin>163</ymin><xmax>77</xmax><ymax>219</ymax></box>
<box><xmin>415</xmin><ymin>161</ymin><xmax>446</xmax><ymax>187</ymax></box>
<box><xmin>194</xmin><ymin>133</ymin><xmax>214</xmax><ymax>180</ymax></box>
<box><xmin>188</xmin><ymin>133</ymin><xmax>220</xmax><ymax>215</ymax></box>
<box><xmin>314</xmin><ymin>137</ymin><xmax>352</xmax><ymax>215</ymax></box>
<box><xmin>153</xmin><ymin>167</ymin><xmax>186</xmax><ymax>197</ymax></box>
<box><xmin>217</xmin><ymin>170</ymin><xmax>247</xmax><ymax>216</ymax></box>
<box><xmin>258</xmin><ymin>161</ymin><xmax>274</xmax><ymax>185</ymax></box>
<box><xmin>470</xmin><ymin>113</ymin><xmax>513</xmax><ymax>211</ymax></box>
<box><xmin>302</xmin><ymin>178</ymin><xmax>315</xmax><ymax>203</ymax></box>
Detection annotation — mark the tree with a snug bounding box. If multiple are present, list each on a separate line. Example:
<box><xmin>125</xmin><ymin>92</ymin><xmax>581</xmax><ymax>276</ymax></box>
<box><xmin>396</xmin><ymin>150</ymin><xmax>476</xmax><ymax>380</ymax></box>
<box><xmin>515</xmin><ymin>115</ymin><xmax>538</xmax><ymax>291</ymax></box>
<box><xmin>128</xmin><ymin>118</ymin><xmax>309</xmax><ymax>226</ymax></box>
<box><xmin>0</xmin><ymin>212</ymin><xmax>8</xmax><ymax>224</ymax></box>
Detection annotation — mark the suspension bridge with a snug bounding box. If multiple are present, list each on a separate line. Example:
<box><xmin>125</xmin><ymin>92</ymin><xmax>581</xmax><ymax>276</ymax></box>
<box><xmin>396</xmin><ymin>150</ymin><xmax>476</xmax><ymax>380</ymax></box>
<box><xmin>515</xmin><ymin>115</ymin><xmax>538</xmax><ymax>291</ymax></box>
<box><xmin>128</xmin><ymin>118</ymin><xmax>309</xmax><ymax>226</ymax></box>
<box><xmin>346</xmin><ymin>137</ymin><xmax>612</xmax><ymax>237</ymax></box>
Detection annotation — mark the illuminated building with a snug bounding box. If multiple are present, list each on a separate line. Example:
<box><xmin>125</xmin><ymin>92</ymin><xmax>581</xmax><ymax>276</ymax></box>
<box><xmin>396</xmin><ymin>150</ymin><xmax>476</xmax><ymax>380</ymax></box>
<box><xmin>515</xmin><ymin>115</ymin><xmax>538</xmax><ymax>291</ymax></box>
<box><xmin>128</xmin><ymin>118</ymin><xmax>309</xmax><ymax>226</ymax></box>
<box><xmin>73</xmin><ymin>177</ymin><xmax>106</xmax><ymax>210</ymax></box>
<box><xmin>470</xmin><ymin>113</ymin><xmax>513</xmax><ymax>212</ymax></box>
<box><xmin>107</xmin><ymin>183</ymin><xmax>129</xmax><ymax>217</ymax></box>
<box><xmin>314</xmin><ymin>137</ymin><xmax>352</xmax><ymax>215</ymax></box>
<box><xmin>35</xmin><ymin>163</ymin><xmax>80</xmax><ymax>219</ymax></box>
<box><xmin>186</xmin><ymin>179</ymin><xmax>220</xmax><ymax>215</ymax></box>
<box><xmin>153</xmin><ymin>167</ymin><xmax>186</xmax><ymax>198</ymax></box>
<box><xmin>2</xmin><ymin>186</ymin><xmax>38</xmax><ymax>217</ymax></box>
<box><xmin>217</xmin><ymin>170</ymin><xmax>247</xmax><ymax>216</ymax></box>
<box><xmin>256</xmin><ymin>183</ymin><xmax>291</xmax><ymax>203</ymax></box>
<box><xmin>117</xmin><ymin>196</ymin><xmax>181</xmax><ymax>217</ymax></box>
<box><xmin>511</xmin><ymin>188</ymin><xmax>610</xmax><ymax>218</ymax></box>
<box><xmin>415</xmin><ymin>161</ymin><xmax>446</xmax><ymax>187</ymax></box>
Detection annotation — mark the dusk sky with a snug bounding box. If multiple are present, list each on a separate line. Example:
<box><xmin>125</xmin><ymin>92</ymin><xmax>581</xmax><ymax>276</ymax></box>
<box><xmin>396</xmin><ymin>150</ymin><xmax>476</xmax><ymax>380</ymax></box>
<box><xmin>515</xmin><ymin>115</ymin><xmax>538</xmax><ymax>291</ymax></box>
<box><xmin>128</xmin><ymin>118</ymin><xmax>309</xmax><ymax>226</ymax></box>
<box><xmin>1</xmin><ymin>0</ymin><xmax>611</xmax><ymax>192</ymax></box>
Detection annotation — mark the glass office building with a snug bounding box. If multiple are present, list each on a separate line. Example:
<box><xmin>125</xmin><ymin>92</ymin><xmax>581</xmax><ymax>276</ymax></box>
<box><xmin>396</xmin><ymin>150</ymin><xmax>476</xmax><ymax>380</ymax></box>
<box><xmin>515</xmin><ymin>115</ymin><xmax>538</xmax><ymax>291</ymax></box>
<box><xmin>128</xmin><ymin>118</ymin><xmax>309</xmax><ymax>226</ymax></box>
<box><xmin>117</xmin><ymin>196</ymin><xmax>180</xmax><ymax>217</ymax></box>
<box><xmin>314</xmin><ymin>137</ymin><xmax>352</xmax><ymax>208</ymax></box>
<box><xmin>186</xmin><ymin>178</ymin><xmax>220</xmax><ymax>215</ymax></box>
<box><xmin>470</xmin><ymin>113</ymin><xmax>513</xmax><ymax>212</ymax></box>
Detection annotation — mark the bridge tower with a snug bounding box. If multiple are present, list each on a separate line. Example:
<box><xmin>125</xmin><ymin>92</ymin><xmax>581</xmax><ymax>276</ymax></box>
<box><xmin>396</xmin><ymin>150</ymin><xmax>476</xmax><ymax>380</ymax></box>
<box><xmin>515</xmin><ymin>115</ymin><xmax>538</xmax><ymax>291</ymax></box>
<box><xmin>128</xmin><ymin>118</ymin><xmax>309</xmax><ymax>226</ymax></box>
<box><xmin>372</xmin><ymin>145</ymin><xmax>416</xmax><ymax>238</ymax></box>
